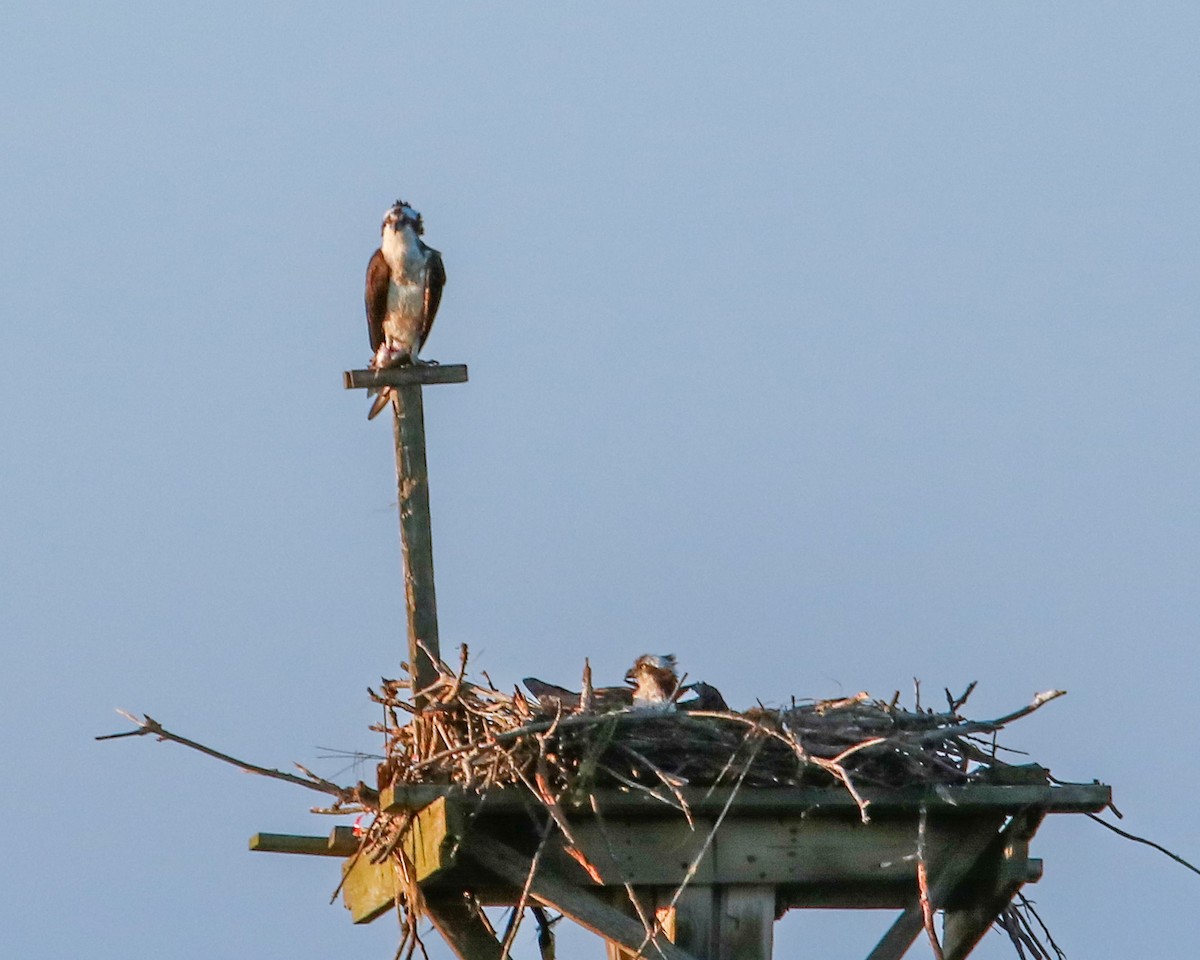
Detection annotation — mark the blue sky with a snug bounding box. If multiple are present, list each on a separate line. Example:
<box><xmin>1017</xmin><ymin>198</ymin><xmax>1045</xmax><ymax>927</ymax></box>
<box><xmin>3</xmin><ymin>3</ymin><xmax>1198</xmax><ymax>957</ymax></box>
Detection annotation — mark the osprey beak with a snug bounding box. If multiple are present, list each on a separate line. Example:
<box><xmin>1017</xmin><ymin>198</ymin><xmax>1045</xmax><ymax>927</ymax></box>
<box><xmin>624</xmin><ymin>667</ymin><xmax>637</xmax><ymax>684</ymax></box>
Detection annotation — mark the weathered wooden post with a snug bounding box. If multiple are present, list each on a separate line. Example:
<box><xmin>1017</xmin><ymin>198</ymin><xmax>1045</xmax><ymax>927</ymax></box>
<box><xmin>344</xmin><ymin>363</ymin><xmax>468</xmax><ymax>704</ymax></box>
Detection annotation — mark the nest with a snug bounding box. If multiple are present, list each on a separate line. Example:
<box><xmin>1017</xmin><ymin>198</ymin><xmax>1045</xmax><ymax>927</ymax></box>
<box><xmin>369</xmin><ymin>647</ymin><xmax>1064</xmax><ymax>819</ymax></box>
<box><xmin>357</xmin><ymin>648</ymin><xmax>1070</xmax><ymax>958</ymax></box>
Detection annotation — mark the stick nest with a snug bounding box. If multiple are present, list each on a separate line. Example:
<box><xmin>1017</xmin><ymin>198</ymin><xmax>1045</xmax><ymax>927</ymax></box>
<box><xmin>370</xmin><ymin>647</ymin><xmax>1064</xmax><ymax>815</ymax></box>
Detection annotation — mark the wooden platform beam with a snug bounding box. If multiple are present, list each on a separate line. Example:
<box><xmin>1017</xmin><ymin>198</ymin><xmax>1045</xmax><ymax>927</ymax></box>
<box><xmin>382</xmin><ymin>781</ymin><xmax>1112</xmax><ymax>818</ymax></box>
<box><xmin>425</xmin><ymin>892</ymin><xmax>505</xmax><ymax>960</ymax></box>
<box><xmin>249</xmin><ymin>827</ymin><xmax>359</xmax><ymax>857</ymax></box>
<box><xmin>864</xmin><ymin>819</ymin><xmax>1001</xmax><ymax>960</ymax></box>
<box><xmin>258</xmin><ymin>766</ymin><xmax>1109</xmax><ymax>958</ymax></box>
<box><xmin>466</xmin><ymin>833</ymin><xmax>704</xmax><ymax>960</ymax></box>
<box><xmin>337</xmin><ymin>797</ymin><xmax>464</xmax><ymax>923</ymax></box>
<box><xmin>941</xmin><ymin>810</ymin><xmax>1046</xmax><ymax>960</ymax></box>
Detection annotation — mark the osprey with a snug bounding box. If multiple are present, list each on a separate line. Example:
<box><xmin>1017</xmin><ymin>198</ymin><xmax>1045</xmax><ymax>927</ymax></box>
<box><xmin>364</xmin><ymin>199</ymin><xmax>446</xmax><ymax>419</ymax></box>
<box><xmin>625</xmin><ymin>654</ymin><xmax>680</xmax><ymax>711</ymax></box>
<box><xmin>524</xmin><ymin>655</ymin><xmax>728</xmax><ymax>714</ymax></box>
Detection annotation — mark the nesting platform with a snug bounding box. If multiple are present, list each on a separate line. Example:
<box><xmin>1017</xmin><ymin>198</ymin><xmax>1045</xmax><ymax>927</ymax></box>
<box><xmin>252</xmin><ymin>768</ymin><xmax>1109</xmax><ymax>960</ymax></box>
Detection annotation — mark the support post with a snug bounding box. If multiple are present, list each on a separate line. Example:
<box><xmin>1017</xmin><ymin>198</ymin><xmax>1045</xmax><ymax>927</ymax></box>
<box><xmin>344</xmin><ymin>364</ymin><xmax>467</xmax><ymax>706</ymax></box>
<box><xmin>425</xmin><ymin>892</ymin><xmax>505</xmax><ymax>960</ymax></box>
<box><xmin>393</xmin><ymin>383</ymin><xmax>439</xmax><ymax>700</ymax></box>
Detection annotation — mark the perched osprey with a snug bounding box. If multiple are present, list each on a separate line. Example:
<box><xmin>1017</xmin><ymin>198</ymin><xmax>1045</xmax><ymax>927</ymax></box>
<box><xmin>364</xmin><ymin>199</ymin><xmax>446</xmax><ymax>419</ymax></box>
<box><xmin>626</xmin><ymin>654</ymin><xmax>680</xmax><ymax>711</ymax></box>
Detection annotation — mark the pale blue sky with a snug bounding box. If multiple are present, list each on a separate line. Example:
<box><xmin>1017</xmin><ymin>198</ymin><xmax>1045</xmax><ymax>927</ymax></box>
<box><xmin>3</xmin><ymin>3</ymin><xmax>1198</xmax><ymax>957</ymax></box>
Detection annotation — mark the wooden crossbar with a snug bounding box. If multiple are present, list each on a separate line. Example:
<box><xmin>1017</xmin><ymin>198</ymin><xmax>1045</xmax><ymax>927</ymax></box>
<box><xmin>343</xmin><ymin>365</ymin><xmax>468</xmax><ymax>388</ymax></box>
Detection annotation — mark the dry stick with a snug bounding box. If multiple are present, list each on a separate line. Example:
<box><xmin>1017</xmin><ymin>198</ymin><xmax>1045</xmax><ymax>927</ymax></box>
<box><xmin>96</xmin><ymin>710</ymin><xmax>366</xmax><ymax>804</ymax></box>
<box><xmin>916</xmin><ymin>804</ymin><xmax>946</xmax><ymax>960</ymax></box>
<box><xmin>996</xmin><ymin>908</ymin><xmax>1034</xmax><ymax>960</ymax></box>
<box><xmin>1009</xmin><ymin>904</ymin><xmax>1052</xmax><ymax>960</ymax></box>
<box><xmin>580</xmin><ymin>658</ymin><xmax>595</xmax><ymax>714</ymax></box>
<box><xmin>445</xmin><ymin>643</ymin><xmax>471</xmax><ymax>702</ymax></box>
<box><xmin>918</xmin><ymin>690</ymin><xmax>1066</xmax><ymax>745</ymax></box>
<box><xmin>1086</xmin><ymin>813</ymin><xmax>1200</xmax><ymax>876</ymax></box>
<box><xmin>1015</xmin><ymin>893</ymin><xmax>1066</xmax><ymax>960</ymax></box>
<box><xmin>949</xmin><ymin>680</ymin><xmax>978</xmax><ymax>712</ymax></box>
<box><xmin>391</xmin><ymin>844</ymin><xmax>428</xmax><ymax>960</ymax></box>
<box><xmin>1003</xmin><ymin>901</ymin><xmax>1053</xmax><ymax>960</ymax></box>
<box><xmin>616</xmin><ymin>745</ymin><xmax>694</xmax><ymax>826</ymax></box>
<box><xmin>594</xmin><ymin>763</ymin><xmax>684</xmax><ymax>813</ymax></box>
<box><xmin>685</xmin><ymin>709</ymin><xmax>876</xmax><ymax>819</ymax></box>
<box><xmin>831</xmin><ymin>736</ymin><xmax>889</xmax><ymax>764</ymax></box>
<box><xmin>409</xmin><ymin>711</ymin><xmax>674</xmax><ymax>772</ymax></box>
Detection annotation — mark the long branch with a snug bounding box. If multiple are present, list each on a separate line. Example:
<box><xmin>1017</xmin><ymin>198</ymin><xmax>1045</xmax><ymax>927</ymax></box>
<box><xmin>1087</xmin><ymin>813</ymin><xmax>1200</xmax><ymax>877</ymax></box>
<box><xmin>97</xmin><ymin>710</ymin><xmax>375</xmax><ymax>807</ymax></box>
<box><xmin>915</xmin><ymin>689</ymin><xmax>1066</xmax><ymax>744</ymax></box>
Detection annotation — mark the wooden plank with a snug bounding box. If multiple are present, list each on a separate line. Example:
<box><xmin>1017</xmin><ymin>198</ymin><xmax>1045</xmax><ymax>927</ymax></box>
<box><xmin>537</xmin><ymin>814</ymin><xmax>999</xmax><ymax>888</ymax></box>
<box><xmin>864</xmin><ymin>817</ymin><xmax>1003</xmax><ymax>960</ymax></box>
<box><xmin>382</xmin><ymin>783</ymin><xmax>457</xmax><ymax>812</ymax></box>
<box><xmin>392</xmin><ymin>383</ymin><xmax>440</xmax><ymax>702</ymax></box>
<box><xmin>713</xmin><ymin>815</ymin><xmax>979</xmax><ymax>886</ymax></box>
<box><xmin>603</xmin><ymin>885</ymin><xmax>774</xmax><ymax>959</ymax></box>
<box><xmin>673</xmin><ymin>887</ymin><xmax>717</xmax><ymax>960</ymax></box>
<box><xmin>249</xmin><ymin>833</ymin><xmax>337</xmax><ymax>856</ymax></box>
<box><xmin>716</xmin><ymin>886</ymin><xmax>775</xmax><ymax>960</ymax></box>
<box><xmin>549</xmin><ymin>818</ymin><xmax>716</xmax><ymax>885</ymax></box>
<box><xmin>342</xmin><ymin>797</ymin><xmax>462</xmax><ymax>924</ymax></box>
<box><xmin>344</xmin><ymin>364</ymin><xmax>469</xmax><ymax>389</ymax></box>
<box><xmin>941</xmin><ymin>811</ymin><xmax>1046</xmax><ymax>960</ymax></box>
<box><xmin>327</xmin><ymin>826</ymin><xmax>360</xmax><ymax>856</ymax></box>
<box><xmin>465</xmin><ymin>833</ymin><xmax>704</xmax><ymax>960</ymax></box>
<box><xmin>380</xmin><ymin>782</ymin><xmax>1111</xmax><ymax>818</ymax></box>
<box><xmin>342</xmin><ymin>856</ymin><xmax>401</xmax><ymax>924</ymax></box>
<box><xmin>425</xmin><ymin>891</ymin><xmax>505</xmax><ymax>960</ymax></box>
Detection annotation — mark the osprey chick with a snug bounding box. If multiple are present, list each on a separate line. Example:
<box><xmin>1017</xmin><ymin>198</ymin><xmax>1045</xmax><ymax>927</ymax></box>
<box><xmin>364</xmin><ymin>199</ymin><xmax>446</xmax><ymax>419</ymax></box>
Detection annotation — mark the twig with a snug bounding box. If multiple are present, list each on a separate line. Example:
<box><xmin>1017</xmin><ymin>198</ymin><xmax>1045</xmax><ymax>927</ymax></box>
<box><xmin>1015</xmin><ymin>893</ymin><xmax>1066</xmax><ymax>960</ymax></box>
<box><xmin>916</xmin><ymin>805</ymin><xmax>946</xmax><ymax>960</ymax></box>
<box><xmin>1087</xmin><ymin>813</ymin><xmax>1200</xmax><ymax>876</ymax></box>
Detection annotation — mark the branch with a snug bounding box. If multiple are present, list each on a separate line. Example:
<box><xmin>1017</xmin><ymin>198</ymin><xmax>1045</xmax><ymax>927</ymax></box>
<box><xmin>97</xmin><ymin>710</ymin><xmax>376</xmax><ymax>808</ymax></box>
<box><xmin>916</xmin><ymin>689</ymin><xmax>1066</xmax><ymax>744</ymax></box>
<box><xmin>1087</xmin><ymin>813</ymin><xmax>1200</xmax><ymax>877</ymax></box>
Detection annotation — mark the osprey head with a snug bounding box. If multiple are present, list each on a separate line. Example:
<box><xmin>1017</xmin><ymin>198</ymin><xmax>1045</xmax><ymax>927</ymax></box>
<box><xmin>624</xmin><ymin>654</ymin><xmax>677</xmax><ymax>684</ymax></box>
<box><xmin>381</xmin><ymin>199</ymin><xmax>425</xmax><ymax>236</ymax></box>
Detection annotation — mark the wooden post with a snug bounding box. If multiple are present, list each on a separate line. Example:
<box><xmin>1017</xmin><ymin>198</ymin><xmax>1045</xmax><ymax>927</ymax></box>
<box><xmin>392</xmin><ymin>383</ymin><xmax>439</xmax><ymax>699</ymax></box>
<box><xmin>344</xmin><ymin>364</ymin><xmax>468</xmax><ymax>705</ymax></box>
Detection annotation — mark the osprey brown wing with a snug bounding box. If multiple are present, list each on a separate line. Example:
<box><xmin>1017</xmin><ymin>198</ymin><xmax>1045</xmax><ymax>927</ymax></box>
<box><xmin>419</xmin><ymin>246</ymin><xmax>446</xmax><ymax>351</ymax></box>
<box><xmin>365</xmin><ymin>248</ymin><xmax>390</xmax><ymax>354</ymax></box>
